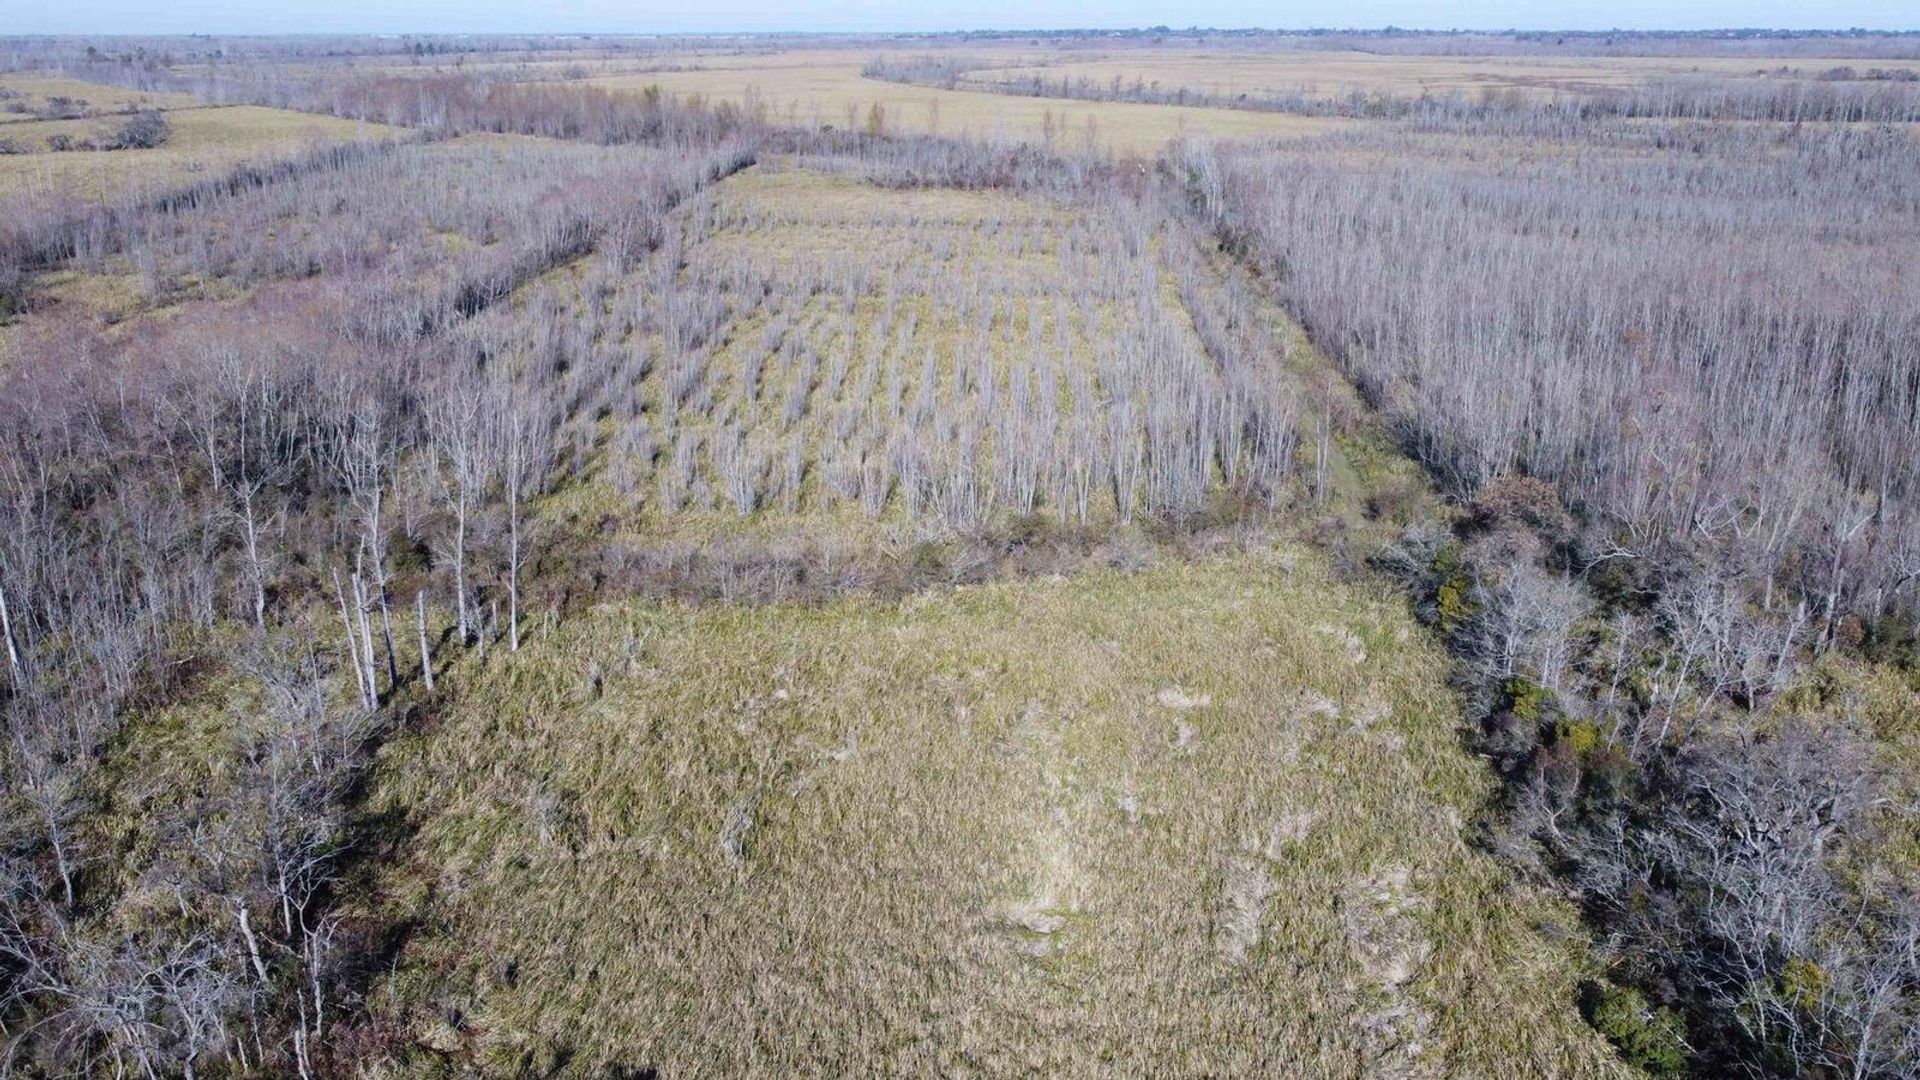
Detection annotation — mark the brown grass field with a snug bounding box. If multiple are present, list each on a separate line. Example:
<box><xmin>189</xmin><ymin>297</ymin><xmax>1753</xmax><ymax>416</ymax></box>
<box><xmin>567</xmin><ymin>42</ymin><xmax>1920</xmax><ymax>155</ymax></box>
<box><xmin>0</xmin><ymin>102</ymin><xmax>402</xmax><ymax>202</ymax></box>
<box><xmin>961</xmin><ymin>48</ymin><xmax>1920</xmax><ymax>101</ymax></box>
<box><xmin>584</xmin><ymin>53</ymin><xmax>1347</xmax><ymax>155</ymax></box>
<box><xmin>362</xmin><ymin>549</ymin><xmax>1629</xmax><ymax>1078</ymax></box>
<box><xmin>0</xmin><ymin>71</ymin><xmax>202</xmax><ymax>120</ymax></box>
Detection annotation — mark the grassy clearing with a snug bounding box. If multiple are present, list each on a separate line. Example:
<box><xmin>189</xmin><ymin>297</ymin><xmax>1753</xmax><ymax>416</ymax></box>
<box><xmin>0</xmin><ymin>72</ymin><xmax>202</xmax><ymax>120</ymax></box>
<box><xmin>583</xmin><ymin>65</ymin><xmax>1346</xmax><ymax>155</ymax></box>
<box><xmin>360</xmin><ymin>547</ymin><xmax>1629</xmax><ymax>1078</ymax></box>
<box><xmin>0</xmin><ymin>105</ymin><xmax>400</xmax><ymax>202</ymax></box>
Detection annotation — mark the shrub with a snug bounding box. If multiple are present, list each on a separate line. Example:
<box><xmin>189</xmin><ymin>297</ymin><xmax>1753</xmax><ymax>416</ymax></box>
<box><xmin>110</xmin><ymin>110</ymin><xmax>171</xmax><ymax>150</ymax></box>
<box><xmin>1470</xmin><ymin>474</ymin><xmax>1572</xmax><ymax>539</ymax></box>
<box><xmin>1589</xmin><ymin>985</ymin><xmax>1689</xmax><ymax>1077</ymax></box>
<box><xmin>908</xmin><ymin>539</ymin><xmax>951</xmax><ymax>579</ymax></box>
<box><xmin>1505</xmin><ymin>676</ymin><xmax>1556</xmax><ymax>724</ymax></box>
<box><xmin>1553</xmin><ymin>717</ymin><xmax>1601</xmax><ymax>755</ymax></box>
<box><xmin>1777</xmin><ymin>955</ymin><xmax>1830</xmax><ymax>1013</ymax></box>
<box><xmin>1433</xmin><ymin>542</ymin><xmax>1478</xmax><ymax>632</ymax></box>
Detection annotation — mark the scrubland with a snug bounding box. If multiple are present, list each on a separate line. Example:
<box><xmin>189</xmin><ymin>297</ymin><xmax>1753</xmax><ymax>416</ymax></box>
<box><xmin>0</xmin><ymin>28</ymin><xmax>1917</xmax><ymax>1080</ymax></box>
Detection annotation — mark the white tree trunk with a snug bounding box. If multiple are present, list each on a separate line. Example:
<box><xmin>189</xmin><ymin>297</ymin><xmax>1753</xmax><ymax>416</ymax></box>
<box><xmin>508</xmin><ymin>477</ymin><xmax>522</xmax><ymax>653</ymax></box>
<box><xmin>0</xmin><ymin>580</ymin><xmax>22</xmax><ymax>686</ymax></box>
<box><xmin>352</xmin><ymin>570</ymin><xmax>379</xmax><ymax>703</ymax></box>
<box><xmin>333</xmin><ymin>570</ymin><xmax>373</xmax><ymax>709</ymax></box>
<box><xmin>453</xmin><ymin>496</ymin><xmax>470</xmax><ymax>643</ymax></box>
<box><xmin>417</xmin><ymin>590</ymin><xmax>435</xmax><ymax>692</ymax></box>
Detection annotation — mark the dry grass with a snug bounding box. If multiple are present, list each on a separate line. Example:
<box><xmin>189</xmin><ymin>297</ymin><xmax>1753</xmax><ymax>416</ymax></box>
<box><xmin>0</xmin><ymin>72</ymin><xmax>202</xmax><ymax>121</ymax></box>
<box><xmin>0</xmin><ymin>105</ymin><xmax>401</xmax><ymax>202</ymax></box>
<box><xmin>0</xmin><ymin>267</ymin><xmax>162</xmax><ymax>374</ymax></box>
<box><xmin>583</xmin><ymin>61</ymin><xmax>1345</xmax><ymax>155</ymax></box>
<box><xmin>964</xmin><ymin>49</ymin><xmax>1920</xmax><ymax>103</ymax></box>
<box><xmin>362</xmin><ymin>548</ymin><xmax>1630</xmax><ymax>1078</ymax></box>
<box><xmin>569</xmin><ymin>45</ymin><xmax>1920</xmax><ymax>153</ymax></box>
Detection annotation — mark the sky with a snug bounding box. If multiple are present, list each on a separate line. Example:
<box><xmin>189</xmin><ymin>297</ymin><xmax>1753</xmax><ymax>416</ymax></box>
<box><xmin>5</xmin><ymin>1</ymin><xmax>1917</xmax><ymax>37</ymax></box>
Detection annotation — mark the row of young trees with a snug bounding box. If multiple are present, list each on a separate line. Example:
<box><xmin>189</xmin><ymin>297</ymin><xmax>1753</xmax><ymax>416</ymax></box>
<box><xmin>529</xmin><ymin>162</ymin><xmax>1301</xmax><ymax>529</ymax></box>
<box><xmin>1</xmin><ymin>136</ymin><xmax>415</xmax><ymax>323</ymax></box>
<box><xmin>0</xmin><ymin>64</ymin><xmax>753</xmax><ymax>316</ymax></box>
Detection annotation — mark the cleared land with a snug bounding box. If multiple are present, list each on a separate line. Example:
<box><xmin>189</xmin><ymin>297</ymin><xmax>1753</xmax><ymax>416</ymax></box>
<box><xmin>0</xmin><ymin>103</ymin><xmax>401</xmax><ymax>202</ymax></box>
<box><xmin>584</xmin><ymin>57</ymin><xmax>1345</xmax><ymax>154</ymax></box>
<box><xmin>362</xmin><ymin>550</ymin><xmax>1628</xmax><ymax>1078</ymax></box>
<box><xmin>0</xmin><ymin>71</ymin><xmax>201</xmax><ymax>119</ymax></box>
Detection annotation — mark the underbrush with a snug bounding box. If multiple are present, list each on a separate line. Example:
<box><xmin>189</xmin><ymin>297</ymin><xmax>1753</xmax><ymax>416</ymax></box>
<box><xmin>1374</xmin><ymin>477</ymin><xmax>1920</xmax><ymax>1076</ymax></box>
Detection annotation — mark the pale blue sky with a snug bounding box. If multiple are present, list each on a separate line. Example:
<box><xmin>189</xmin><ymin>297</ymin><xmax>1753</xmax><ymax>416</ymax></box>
<box><xmin>5</xmin><ymin>1</ymin><xmax>1916</xmax><ymax>37</ymax></box>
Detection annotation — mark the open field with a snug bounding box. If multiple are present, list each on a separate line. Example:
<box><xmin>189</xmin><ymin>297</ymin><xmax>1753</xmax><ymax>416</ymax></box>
<box><xmin>363</xmin><ymin>549</ymin><xmax>1627</xmax><ymax>1078</ymax></box>
<box><xmin>584</xmin><ymin>56</ymin><xmax>1346</xmax><ymax>154</ymax></box>
<box><xmin>0</xmin><ymin>71</ymin><xmax>202</xmax><ymax>119</ymax></box>
<box><xmin>0</xmin><ymin>104</ymin><xmax>400</xmax><ymax>201</ymax></box>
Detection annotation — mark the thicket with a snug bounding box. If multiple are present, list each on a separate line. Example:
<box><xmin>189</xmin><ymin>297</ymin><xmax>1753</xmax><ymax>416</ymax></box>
<box><xmin>1183</xmin><ymin>116</ymin><xmax>1920</xmax><ymax>1075</ymax></box>
<box><xmin>0</xmin><ymin>85</ymin><xmax>753</xmax><ymax>1078</ymax></box>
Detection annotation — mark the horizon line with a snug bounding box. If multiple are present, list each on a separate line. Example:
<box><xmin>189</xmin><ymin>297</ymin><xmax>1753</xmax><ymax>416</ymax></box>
<box><xmin>9</xmin><ymin>26</ymin><xmax>1920</xmax><ymax>40</ymax></box>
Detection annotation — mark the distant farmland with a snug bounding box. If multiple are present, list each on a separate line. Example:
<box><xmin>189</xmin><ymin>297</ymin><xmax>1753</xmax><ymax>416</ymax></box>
<box><xmin>584</xmin><ymin>53</ymin><xmax>1346</xmax><ymax>154</ymax></box>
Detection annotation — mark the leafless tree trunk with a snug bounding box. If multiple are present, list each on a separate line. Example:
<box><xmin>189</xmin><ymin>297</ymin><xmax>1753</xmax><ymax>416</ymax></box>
<box><xmin>496</xmin><ymin>389</ymin><xmax>552</xmax><ymax>655</ymax></box>
<box><xmin>0</xmin><ymin>579</ymin><xmax>22</xmax><ymax>686</ymax></box>
<box><xmin>333</xmin><ymin>568</ymin><xmax>374</xmax><ymax>710</ymax></box>
<box><xmin>416</xmin><ymin>590</ymin><xmax>435</xmax><ymax>692</ymax></box>
<box><xmin>352</xmin><ymin>563</ymin><xmax>380</xmax><ymax>704</ymax></box>
<box><xmin>427</xmin><ymin>375</ymin><xmax>491</xmax><ymax>645</ymax></box>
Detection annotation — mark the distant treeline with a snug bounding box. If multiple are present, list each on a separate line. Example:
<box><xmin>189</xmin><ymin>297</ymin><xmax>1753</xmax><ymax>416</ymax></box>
<box><xmin>864</xmin><ymin>53</ymin><xmax>1920</xmax><ymax>123</ymax></box>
